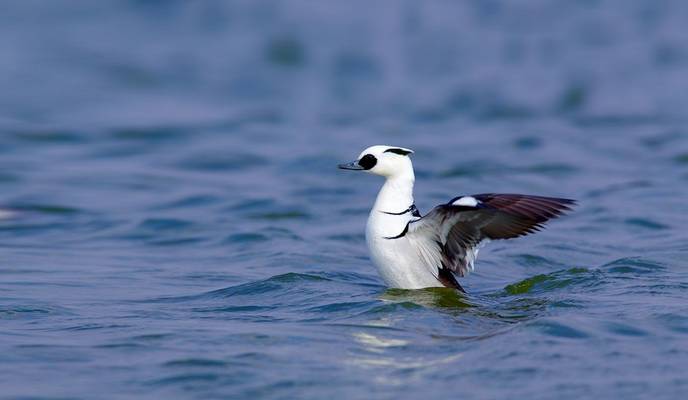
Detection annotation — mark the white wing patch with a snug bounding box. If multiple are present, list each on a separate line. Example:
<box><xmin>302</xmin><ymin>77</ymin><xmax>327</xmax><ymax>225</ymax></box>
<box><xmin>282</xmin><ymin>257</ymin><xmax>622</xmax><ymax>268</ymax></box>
<box><xmin>452</xmin><ymin>196</ymin><xmax>479</xmax><ymax>207</ymax></box>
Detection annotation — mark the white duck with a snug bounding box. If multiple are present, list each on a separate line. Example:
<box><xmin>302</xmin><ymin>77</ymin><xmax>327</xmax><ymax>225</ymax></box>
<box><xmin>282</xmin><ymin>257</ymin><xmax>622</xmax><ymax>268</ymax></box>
<box><xmin>339</xmin><ymin>145</ymin><xmax>574</xmax><ymax>291</ymax></box>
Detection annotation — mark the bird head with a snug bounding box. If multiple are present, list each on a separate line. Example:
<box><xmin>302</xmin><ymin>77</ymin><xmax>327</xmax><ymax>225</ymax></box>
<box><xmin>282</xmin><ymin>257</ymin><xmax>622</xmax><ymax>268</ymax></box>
<box><xmin>338</xmin><ymin>145</ymin><xmax>415</xmax><ymax>179</ymax></box>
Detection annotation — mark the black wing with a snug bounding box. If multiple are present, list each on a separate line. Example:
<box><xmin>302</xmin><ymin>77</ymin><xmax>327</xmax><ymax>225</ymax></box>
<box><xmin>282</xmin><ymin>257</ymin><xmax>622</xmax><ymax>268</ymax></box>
<box><xmin>407</xmin><ymin>194</ymin><xmax>575</xmax><ymax>278</ymax></box>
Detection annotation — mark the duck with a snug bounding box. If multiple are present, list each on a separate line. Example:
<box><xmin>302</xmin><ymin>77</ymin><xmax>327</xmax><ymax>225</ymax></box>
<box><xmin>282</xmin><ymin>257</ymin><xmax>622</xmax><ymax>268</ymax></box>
<box><xmin>338</xmin><ymin>145</ymin><xmax>575</xmax><ymax>291</ymax></box>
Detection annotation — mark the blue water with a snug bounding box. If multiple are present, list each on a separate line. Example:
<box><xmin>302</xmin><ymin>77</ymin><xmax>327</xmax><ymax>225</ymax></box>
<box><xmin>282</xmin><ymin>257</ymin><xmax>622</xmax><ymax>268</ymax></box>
<box><xmin>2</xmin><ymin>1</ymin><xmax>688</xmax><ymax>399</ymax></box>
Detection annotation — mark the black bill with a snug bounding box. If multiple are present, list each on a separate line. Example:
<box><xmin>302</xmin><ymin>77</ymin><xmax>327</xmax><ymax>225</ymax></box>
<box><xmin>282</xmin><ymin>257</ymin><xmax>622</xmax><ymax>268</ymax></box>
<box><xmin>337</xmin><ymin>161</ymin><xmax>364</xmax><ymax>170</ymax></box>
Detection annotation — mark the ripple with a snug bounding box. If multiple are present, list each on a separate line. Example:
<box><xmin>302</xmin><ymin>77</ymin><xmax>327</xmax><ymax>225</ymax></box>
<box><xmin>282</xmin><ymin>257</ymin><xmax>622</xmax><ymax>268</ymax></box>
<box><xmin>248</xmin><ymin>210</ymin><xmax>310</xmax><ymax>220</ymax></box>
<box><xmin>227</xmin><ymin>198</ymin><xmax>275</xmax><ymax>212</ymax></box>
<box><xmin>266</xmin><ymin>36</ymin><xmax>306</xmax><ymax>67</ymax></box>
<box><xmin>655</xmin><ymin>313</ymin><xmax>688</xmax><ymax>334</ymax></box>
<box><xmin>12</xmin><ymin>130</ymin><xmax>86</xmax><ymax>143</ymax></box>
<box><xmin>586</xmin><ymin>180</ymin><xmax>653</xmax><ymax>198</ymax></box>
<box><xmin>11</xmin><ymin>203</ymin><xmax>81</xmax><ymax>215</ymax></box>
<box><xmin>149</xmin><ymin>237</ymin><xmax>206</xmax><ymax>246</ymax></box>
<box><xmin>0</xmin><ymin>222</ymin><xmax>73</xmax><ymax>235</ymax></box>
<box><xmin>11</xmin><ymin>344</ymin><xmax>92</xmax><ymax>363</ymax></box>
<box><xmin>509</xmin><ymin>253</ymin><xmax>564</xmax><ymax>268</ymax></box>
<box><xmin>439</xmin><ymin>161</ymin><xmax>506</xmax><ymax>177</ymax></box>
<box><xmin>0</xmin><ymin>172</ymin><xmax>19</xmax><ymax>183</ymax></box>
<box><xmin>201</xmin><ymin>279</ymin><xmax>293</xmax><ymax>299</ymax></box>
<box><xmin>177</xmin><ymin>153</ymin><xmax>266</xmax><ymax>172</ymax></box>
<box><xmin>512</xmin><ymin>136</ymin><xmax>543</xmax><ymax>149</ymax></box>
<box><xmin>476</xmin><ymin>101</ymin><xmax>534</xmax><ymax>121</ymax></box>
<box><xmin>155</xmin><ymin>194</ymin><xmax>222</xmax><ymax>210</ymax></box>
<box><xmin>57</xmin><ymin>323</ymin><xmax>132</xmax><ymax>332</ymax></box>
<box><xmin>192</xmin><ymin>305</ymin><xmax>274</xmax><ymax>313</ymax></box>
<box><xmin>150</xmin><ymin>373</ymin><xmax>223</xmax><ymax>386</ymax></box>
<box><xmin>306</xmin><ymin>301</ymin><xmax>378</xmax><ymax>314</ymax></box>
<box><xmin>138</xmin><ymin>218</ymin><xmax>193</xmax><ymax>231</ymax></box>
<box><xmin>362</xmin><ymin>302</ymin><xmax>424</xmax><ymax>314</ymax></box>
<box><xmin>319</xmin><ymin>271</ymin><xmax>381</xmax><ymax>286</ymax></box>
<box><xmin>601</xmin><ymin>257</ymin><xmax>665</xmax><ymax>275</ymax></box>
<box><xmin>524</xmin><ymin>163</ymin><xmax>578</xmax><ymax>176</ymax></box>
<box><xmin>529</xmin><ymin>319</ymin><xmax>590</xmax><ymax>339</ymax></box>
<box><xmin>110</xmin><ymin>126</ymin><xmax>186</xmax><ymax>142</ymax></box>
<box><xmin>602</xmin><ymin>321</ymin><xmax>648</xmax><ymax>337</ymax></box>
<box><xmin>640</xmin><ymin>131</ymin><xmax>685</xmax><ymax>149</ymax></box>
<box><xmin>130</xmin><ymin>333</ymin><xmax>174</xmax><ymax>341</ymax></box>
<box><xmin>673</xmin><ymin>153</ymin><xmax>688</xmax><ymax>164</ymax></box>
<box><xmin>326</xmin><ymin>233</ymin><xmax>365</xmax><ymax>242</ymax></box>
<box><xmin>490</xmin><ymin>297</ymin><xmax>550</xmax><ymax>321</ymax></box>
<box><xmin>503</xmin><ymin>268</ymin><xmax>601</xmax><ymax>295</ymax></box>
<box><xmin>0</xmin><ymin>304</ymin><xmax>73</xmax><ymax>320</ymax></box>
<box><xmin>224</xmin><ymin>233</ymin><xmax>270</xmax><ymax>244</ymax></box>
<box><xmin>572</xmin><ymin>114</ymin><xmax>667</xmax><ymax>127</ymax></box>
<box><xmin>163</xmin><ymin>358</ymin><xmax>228</xmax><ymax>368</ymax></box>
<box><xmin>439</xmin><ymin>162</ymin><xmax>577</xmax><ymax>178</ymax></box>
<box><xmin>624</xmin><ymin>218</ymin><xmax>668</xmax><ymax>230</ymax></box>
<box><xmin>557</xmin><ymin>83</ymin><xmax>588</xmax><ymax>113</ymax></box>
<box><xmin>148</xmin><ymin>273</ymin><xmax>331</xmax><ymax>304</ymax></box>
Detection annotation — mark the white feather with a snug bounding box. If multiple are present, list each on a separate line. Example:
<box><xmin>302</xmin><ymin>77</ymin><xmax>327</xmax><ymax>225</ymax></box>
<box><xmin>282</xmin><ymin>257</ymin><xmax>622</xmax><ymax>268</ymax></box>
<box><xmin>452</xmin><ymin>196</ymin><xmax>478</xmax><ymax>207</ymax></box>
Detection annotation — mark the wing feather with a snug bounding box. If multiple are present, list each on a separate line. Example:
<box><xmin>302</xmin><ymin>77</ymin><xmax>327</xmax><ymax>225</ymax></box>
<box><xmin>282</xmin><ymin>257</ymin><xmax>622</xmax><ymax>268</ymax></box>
<box><xmin>408</xmin><ymin>194</ymin><xmax>575</xmax><ymax>279</ymax></box>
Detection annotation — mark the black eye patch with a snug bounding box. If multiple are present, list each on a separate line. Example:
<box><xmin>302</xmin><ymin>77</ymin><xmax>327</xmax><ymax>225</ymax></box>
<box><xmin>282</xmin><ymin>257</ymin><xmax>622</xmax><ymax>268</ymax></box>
<box><xmin>358</xmin><ymin>154</ymin><xmax>377</xmax><ymax>170</ymax></box>
<box><xmin>384</xmin><ymin>148</ymin><xmax>412</xmax><ymax>156</ymax></box>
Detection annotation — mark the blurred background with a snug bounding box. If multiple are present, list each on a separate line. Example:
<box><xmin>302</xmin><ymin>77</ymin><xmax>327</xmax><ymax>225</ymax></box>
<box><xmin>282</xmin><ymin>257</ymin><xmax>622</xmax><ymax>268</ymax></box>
<box><xmin>1</xmin><ymin>1</ymin><xmax>687</xmax><ymax>399</ymax></box>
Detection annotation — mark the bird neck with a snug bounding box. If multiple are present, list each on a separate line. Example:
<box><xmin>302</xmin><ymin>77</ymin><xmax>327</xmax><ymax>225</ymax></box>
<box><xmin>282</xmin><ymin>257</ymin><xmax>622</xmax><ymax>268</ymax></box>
<box><xmin>373</xmin><ymin>174</ymin><xmax>415</xmax><ymax>213</ymax></box>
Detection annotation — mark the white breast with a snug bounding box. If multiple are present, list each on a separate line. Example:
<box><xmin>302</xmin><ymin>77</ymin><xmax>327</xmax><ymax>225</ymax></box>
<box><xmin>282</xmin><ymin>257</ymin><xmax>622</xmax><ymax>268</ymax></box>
<box><xmin>365</xmin><ymin>211</ymin><xmax>443</xmax><ymax>289</ymax></box>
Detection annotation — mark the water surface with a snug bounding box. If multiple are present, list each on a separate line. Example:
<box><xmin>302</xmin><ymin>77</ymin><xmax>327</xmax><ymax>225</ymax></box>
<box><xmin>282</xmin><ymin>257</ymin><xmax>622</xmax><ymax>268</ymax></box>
<box><xmin>1</xmin><ymin>1</ymin><xmax>688</xmax><ymax>399</ymax></box>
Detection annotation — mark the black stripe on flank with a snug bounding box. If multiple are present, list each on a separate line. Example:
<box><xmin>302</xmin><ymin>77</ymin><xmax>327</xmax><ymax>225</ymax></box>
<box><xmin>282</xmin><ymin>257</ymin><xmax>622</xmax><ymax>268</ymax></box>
<box><xmin>381</xmin><ymin>204</ymin><xmax>419</xmax><ymax>216</ymax></box>
<box><xmin>383</xmin><ymin>223</ymin><xmax>409</xmax><ymax>239</ymax></box>
<box><xmin>384</xmin><ymin>148</ymin><xmax>412</xmax><ymax>156</ymax></box>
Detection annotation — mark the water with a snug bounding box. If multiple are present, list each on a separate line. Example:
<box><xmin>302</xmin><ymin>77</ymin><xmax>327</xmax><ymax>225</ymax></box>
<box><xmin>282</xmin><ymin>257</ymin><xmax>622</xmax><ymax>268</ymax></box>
<box><xmin>1</xmin><ymin>1</ymin><xmax>688</xmax><ymax>399</ymax></box>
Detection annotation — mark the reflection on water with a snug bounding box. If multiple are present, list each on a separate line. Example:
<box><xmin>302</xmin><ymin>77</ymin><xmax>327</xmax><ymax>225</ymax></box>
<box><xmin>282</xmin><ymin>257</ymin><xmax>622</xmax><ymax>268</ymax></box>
<box><xmin>381</xmin><ymin>287</ymin><xmax>475</xmax><ymax>309</ymax></box>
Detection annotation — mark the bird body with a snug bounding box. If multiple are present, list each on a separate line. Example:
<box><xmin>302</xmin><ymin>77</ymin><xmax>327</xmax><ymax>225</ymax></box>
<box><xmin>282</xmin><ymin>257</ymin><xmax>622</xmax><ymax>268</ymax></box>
<box><xmin>365</xmin><ymin>168</ymin><xmax>440</xmax><ymax>289</ymax></box>
<box><xmin>339</xmin><ymin>145</ymin><xmax>574</xmax><ymax>291</ymax></box>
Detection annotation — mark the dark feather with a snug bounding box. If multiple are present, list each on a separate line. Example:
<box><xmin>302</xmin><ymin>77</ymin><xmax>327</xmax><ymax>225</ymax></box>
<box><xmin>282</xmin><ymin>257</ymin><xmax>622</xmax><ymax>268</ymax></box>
<box><xmin>469</xmin><ymin>194</ymin><xmax>575</xmax><ymax>239</ymax></box>
<box><xmin>437</xmin><ymin>267</ymin><xmax>465</xmax><ymax>292</ymax></box>
<box><xmin>409</xmin><ymin>194</ymin><xmax>575</xmax><ymax>281</ymax></box>
<box><xmin>384</xmin><ymin>148</ymin><xmax>413</xmax><ymax>156</ymax></box>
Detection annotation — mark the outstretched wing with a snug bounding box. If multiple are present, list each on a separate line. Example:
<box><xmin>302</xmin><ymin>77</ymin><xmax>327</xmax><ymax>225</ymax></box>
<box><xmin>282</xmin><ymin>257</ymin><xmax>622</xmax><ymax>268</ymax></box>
<box><xmin>407</xmin><ymin>194</ymin><xmax>575</xmax><ymax>279</ymax></box>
